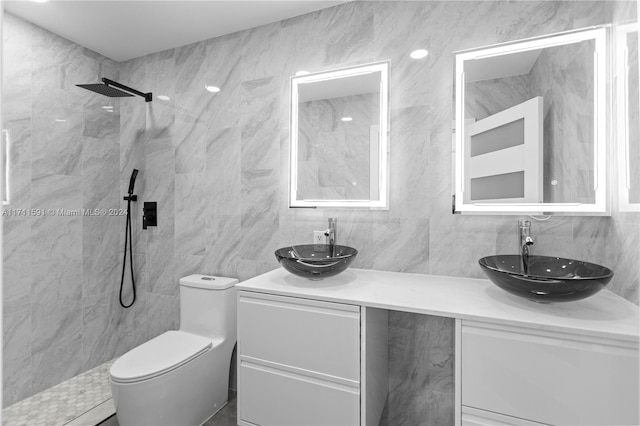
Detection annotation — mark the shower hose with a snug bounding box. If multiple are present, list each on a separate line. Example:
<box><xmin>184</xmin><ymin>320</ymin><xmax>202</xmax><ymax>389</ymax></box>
<box><xmin>119</xmin><ymin>197</ymin><xmax>136</xmax><ymax>308</ymax></box>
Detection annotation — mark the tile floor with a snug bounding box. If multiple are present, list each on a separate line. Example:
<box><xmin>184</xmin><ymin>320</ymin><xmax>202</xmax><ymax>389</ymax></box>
<box><xmin>2</xmin><ymin>360</ymin><xmax>115</xmax><ymax>426</ymax></box>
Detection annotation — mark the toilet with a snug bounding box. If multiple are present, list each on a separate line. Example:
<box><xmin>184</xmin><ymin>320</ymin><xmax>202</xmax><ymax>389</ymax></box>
<box><xmin>110</xmin><ymin>274</ymin><xmax>238</xmax><ymax>426</ymax></box>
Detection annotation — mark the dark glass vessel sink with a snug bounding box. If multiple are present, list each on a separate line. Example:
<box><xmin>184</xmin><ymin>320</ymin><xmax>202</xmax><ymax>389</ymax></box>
<box><xmin>275</xmin><ymin>244</ymin><xmax>358</xmax><ymax>280</ymax></box>
<box><xmin>479</xmin><ymin>255</ymin><xmax>614</xmax><ymax>302</ymax></box>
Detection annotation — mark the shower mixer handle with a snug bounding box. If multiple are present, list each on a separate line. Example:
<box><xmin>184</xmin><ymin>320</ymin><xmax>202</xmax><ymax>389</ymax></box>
<box><xmin>143</xmin><ymin>202</ymin><xmax>157</xmax><ymax>230</ymax></box>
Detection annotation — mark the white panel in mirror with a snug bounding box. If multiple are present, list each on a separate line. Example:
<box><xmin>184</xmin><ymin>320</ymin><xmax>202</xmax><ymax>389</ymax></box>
<box><xmin>290</xmin><ymin>62</ymin><xmax>389</xmax><ymax>208</ymax></box>
<box><xmin>616</xmin><ymin>23</ymin><xmax>639</xmax><ymax>212</ymax></box>
<box><xmin>454</xmin><ymin>27</ymin><xmax>609</xmax><ymax>215</ymax></box>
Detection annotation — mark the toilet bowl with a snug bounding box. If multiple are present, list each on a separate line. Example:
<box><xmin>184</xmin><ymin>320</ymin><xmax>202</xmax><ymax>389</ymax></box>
<box><xmin>110</xmin><ymin>275</ymin><xmax>237</xmax><ymax>426</ymax></box>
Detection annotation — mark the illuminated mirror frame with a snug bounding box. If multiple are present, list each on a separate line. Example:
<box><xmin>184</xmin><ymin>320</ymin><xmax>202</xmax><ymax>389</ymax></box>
<box><xmin>289</xmin><ymin>61</ymin><xmax>389</xmax><ymax>209</ymax></box>
<box><xmin>454</xmin><ymin>27</ymin><xmax>609</xmax><ymax>215</ymax></box>
<box><xmin>616</xmin><ymin>22</ymin><xmax>639</xmax><ymax>212</ymax></box>
<box><xmin>2</xmin><ymin>129</ymin><xmax>9</xmax><ymax>205</ymax></box>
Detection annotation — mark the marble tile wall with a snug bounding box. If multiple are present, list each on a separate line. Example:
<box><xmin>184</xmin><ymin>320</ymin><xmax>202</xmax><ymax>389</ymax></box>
<box><xmin>2</xmin><ymin>13</ymin><xmax>125</xmax><ymax>406</ymax></box>
<box><xmin>115</xmin><ymin>1</ymin><xmax>637</xmax><ymax>418</ymax></box>
<box><xmin>118</xmin><ymin>0</ymin><xmax>637</xmax><ymax>307</ymax></box>
<box><xmin>3</xmin><ymin>0</ymin><xmax>638</xmax><ymax>412</ymax></box>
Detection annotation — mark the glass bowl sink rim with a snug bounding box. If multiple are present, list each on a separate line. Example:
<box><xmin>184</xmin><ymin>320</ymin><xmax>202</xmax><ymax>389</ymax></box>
<box><xmin>275</xmin><ymin>244</ymin><xmax>358</xmax><ymax>280</ymax></box>
<box><xmin>478</xmin><ymin>254</ymin><xmax>614</xmax><ymax>281</ymax></box>
<box><xmin>275</xmin><ymin>244</ymin><xmax>358</xmax><ymax>261</ymax></box>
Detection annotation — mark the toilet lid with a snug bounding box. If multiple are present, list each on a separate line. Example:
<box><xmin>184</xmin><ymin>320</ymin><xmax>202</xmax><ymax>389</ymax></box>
<box><xmin>110</xmin><ymin>331</ymin><xmax>212</xmax><ymax>383</ymax></box>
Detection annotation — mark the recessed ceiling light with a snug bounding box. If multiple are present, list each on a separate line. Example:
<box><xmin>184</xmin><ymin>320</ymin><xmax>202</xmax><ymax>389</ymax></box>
<box><xmin>205</xmin><ymin>85</ymin><xmax>220</xmax><ymax>93</ymax></box>
<box><xmin>410</xmin><ymin>49</ymin><xmax>429</xmax><ymax>59</ymax></box>
<box><xmin>32</xmin><ymin>0</ymin><xmax>49</xmax><ymax>3</ymax></box>
<box><xmin>55</xmin><ymin>119</ymin><xmax>66</xmax><ymax>122</ymax></box>
<box><xmin>102</xmin><ymin>106</ymin><xmax>114</xmax><ymax>110</ymax></box>
<box><xmin>341</xmin><ymin>117</ymin><xmax>353</xmax><ymax>122</ymax></box>
<box><xmin>295</xmin><ymin>71</ymin><xmax>310</xmax><ymax>76</ymax></box>
<box><xmin>157</xmin><ymin>95</ymin><xmax>170</xmax><ymax>101</ymax></box>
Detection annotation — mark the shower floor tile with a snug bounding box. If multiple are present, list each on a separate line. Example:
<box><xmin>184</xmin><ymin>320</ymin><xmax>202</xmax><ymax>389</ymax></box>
<box><xmin>2</xmin><ymin>359</ymin><xmax>115</xmax><ymax>426</ymax></box>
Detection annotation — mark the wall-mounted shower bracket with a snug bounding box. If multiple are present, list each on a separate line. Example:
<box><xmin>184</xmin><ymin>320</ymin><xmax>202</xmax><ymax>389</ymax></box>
<box><xmin>103</xmin><ymin>78</ymin><xmax>152</xmax><ymax>102</ymax></box>
<box><xmin>123</xmin><ymin>195</ymin><xmax>138</xmax><ymax>202</ymax></box>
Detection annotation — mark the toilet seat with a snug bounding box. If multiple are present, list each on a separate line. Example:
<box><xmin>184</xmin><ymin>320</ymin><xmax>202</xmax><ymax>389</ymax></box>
<box><xmin>110</xmin><ymin>331</ymin><xmax>212</xmax><ymax>384</ymax></box>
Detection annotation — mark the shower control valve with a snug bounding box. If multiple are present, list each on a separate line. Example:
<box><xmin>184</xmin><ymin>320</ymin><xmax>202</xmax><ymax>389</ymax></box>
<box><xmin>143</xmin><ymin>202</ymin><xmax>157</xmax><ymax>230</ymax></box>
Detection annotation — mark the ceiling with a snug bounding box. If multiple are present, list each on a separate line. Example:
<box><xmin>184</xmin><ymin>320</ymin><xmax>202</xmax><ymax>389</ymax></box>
<box><xmin>3</xmin><ymin>0</ymin><xmax>348</xmax><ymax>62</ymax></box>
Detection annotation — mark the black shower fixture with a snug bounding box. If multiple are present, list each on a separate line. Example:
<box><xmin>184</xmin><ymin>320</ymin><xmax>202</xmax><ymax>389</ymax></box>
<box><xmin>77</xmin><ymin>78</ymin><xmax>152</xmax><ymax>102</ymax></box>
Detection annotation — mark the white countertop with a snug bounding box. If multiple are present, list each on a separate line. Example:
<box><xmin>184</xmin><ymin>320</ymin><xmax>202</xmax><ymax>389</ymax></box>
<box><xmin>237</xmin><ymin>268</ymin><xmax>640</xmax><ymax>343</ymax></box>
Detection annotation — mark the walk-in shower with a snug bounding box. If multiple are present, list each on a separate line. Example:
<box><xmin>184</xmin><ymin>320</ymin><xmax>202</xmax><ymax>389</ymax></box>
<box><xmin>77</xmin><ymin>78</ymin><xmax>153</xmax><ymax>102</ymax></box>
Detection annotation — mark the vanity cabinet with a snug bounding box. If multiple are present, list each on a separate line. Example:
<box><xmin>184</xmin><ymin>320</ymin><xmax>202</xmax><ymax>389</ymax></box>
<box><xmin>459</xmin><ymin>320</ymin><xmax>639</xmax><ymax>426</ymax></box>
<box><xmin>236</xmin><ymin>268</ymin><xmax>639</xmax><ymax>426</ymax></box>
<box><xmin>237</xmin><ymin>291</ymin><xmax>361</xmax><ymax>426</ymax></box>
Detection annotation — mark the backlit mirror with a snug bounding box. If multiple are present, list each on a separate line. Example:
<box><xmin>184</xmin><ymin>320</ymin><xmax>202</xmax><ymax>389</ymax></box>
<box><xmin>290</xmin><ymin>62</ymin><xmax>389</xmax><ymax>208</ymax></box>
<box><xmin>454</xmin><ymin>27</ymin><xmax>609</xmax><ymax>215</ymax></box>
<box><xmin>616</xmin><ymin>23</ymin><xmax>639</xmax><ymax>212</ymax></box>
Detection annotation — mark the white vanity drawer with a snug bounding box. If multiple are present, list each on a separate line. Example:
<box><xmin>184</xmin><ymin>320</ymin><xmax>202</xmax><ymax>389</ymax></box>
<box><xmin>239</xmin><ymin>359</ymin><xmax>360</xmax><ymax>426</ymax></box>
<box><xmin>238</xmin><ymin>291</ymin><xmax>360</xmax><ymax>381</ymax></box>
<box><xmin>461</xmin><ymin>320</ymin><xmax>639</xmax><ymax>426</ymax></box>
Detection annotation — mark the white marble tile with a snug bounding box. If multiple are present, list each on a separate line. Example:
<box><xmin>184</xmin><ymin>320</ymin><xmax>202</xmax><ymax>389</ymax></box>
<box><xmin>2</xmin><ymin>14</ymin><xmax>33</xmax><ymax>122</ymax></box>
<box><xmin>205</xmin><ymin>35</ymin><xmax>243</xmax><ymax>130</ymax></box>
<box><xmin>82</xmin><ymin>137</ymin><xmax>119</xmax><ymax>209</ymax></box>
<box><xmin>206</xmin><ymin>126</ymin><xmax>241</xmax><ymax>216</ymax></box>
<box><xmin>31</xmin><ymin>175</ymin><xmax>82</xmax><ymax>211</ymax></box>
<box><xmin>239</xmin><ymin>212</ymin><xmax>280</xmax><ymax>262</ymax></box>
<box><xmin>133</xmin><ymin>291</ymin><xmax>179</xmax><ymax>342</ymax></box>
<box><xmin>30</xmin><ymin>297</ymin><xmax>82</xmax><ymax>360</ymax></box>
<box><xmin>240</xmin><ymin>77</ymin><xmax>281</xmax><ymax>171</ymax></box>
<box><xmin>175</xmin><ymin>172</ymin><xmax>207</xmax><ymax>256</ymax></box>
<box><xmin>3</xmin><ymin>217</ymin><xmax>32</xmax><ymax>305</ymax></box>
<box><xmin>175</xmin><ymin>113</ymin><xmax>206</xmax><ymax>174</ymax></box>
<box><xmin>83</xmin><ymin>216</ymin><xmax>121</xmax><ymax>301</ymax></box>
<box><xmin>31</xmin><ymin>216</ymin><xmax>82</xmax><ymax>264</ymax></box>
<box><xmin>241</xmin><ymin>169</ymin><xmax>279</xmax><ymax>215</ymax></box>
<box><xmin>429</xmin><ymin>215</ymin><xmax>497</xmax><ymax>279</ymax></box>
<box><xmin>145</xmin><ymin>234</ymin><xmax>176</xmax><ymax>297</ymax></box>
<box><xmin>372</xmin><ymin>218</ymin><xmax>430</xmax><ymax>274</ymax></box>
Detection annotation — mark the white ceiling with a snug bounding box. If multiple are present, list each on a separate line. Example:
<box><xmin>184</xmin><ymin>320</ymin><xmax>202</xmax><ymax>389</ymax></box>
<box><xmin>3</xmin><ymin>0</ymin><xmax>348</xmax><ymax>62</ymax></box>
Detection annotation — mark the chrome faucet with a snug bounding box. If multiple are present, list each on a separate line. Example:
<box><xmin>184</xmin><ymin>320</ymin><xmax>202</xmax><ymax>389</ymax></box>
<box><xmin>519</xmin><ymin>220</ymin><xmax>534</xmax><ymax>274</ymax></box>
<box><xmin>325</xmin><ymin>217</ymin><xmax>337</xmax><ymax>256</ymax></box>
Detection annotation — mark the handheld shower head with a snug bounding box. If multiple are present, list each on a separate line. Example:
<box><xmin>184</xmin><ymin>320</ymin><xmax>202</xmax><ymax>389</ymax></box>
<box><xmin>128</xmin><ymin>169</ymin><xmax>139</xmax><ymax>195</ymax></box>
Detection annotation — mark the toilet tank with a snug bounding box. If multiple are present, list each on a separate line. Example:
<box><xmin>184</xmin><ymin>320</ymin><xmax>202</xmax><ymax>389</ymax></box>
<box><xmin>178</xmin><ymin>275</ymin><xmax>238</xmax><ymax>340</ymax></box>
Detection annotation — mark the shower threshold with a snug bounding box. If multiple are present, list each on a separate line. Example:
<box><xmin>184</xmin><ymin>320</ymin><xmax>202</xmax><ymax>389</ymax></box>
<box><xmin>2</xmin><ymin>359</ymin><xmax>116</xmax><ymax>426</ymax></box>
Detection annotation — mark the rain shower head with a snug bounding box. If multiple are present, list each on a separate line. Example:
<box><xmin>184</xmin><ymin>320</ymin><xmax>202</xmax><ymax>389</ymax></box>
<box><xmin>76</xmin><ymin>78</ymin><xmax>152</xmax><ymax>102</ymax></box>
<box><xmin>76</xmin><ymin>83</ymin><xmax>134</xmax><ymax>98</ymax></box>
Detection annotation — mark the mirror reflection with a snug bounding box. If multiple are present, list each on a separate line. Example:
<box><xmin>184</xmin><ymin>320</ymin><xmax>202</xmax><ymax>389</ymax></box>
<box><xmin>617</xmin><ymin>23</ymin><xmax>639</xmax><ymax>211</ymax></box>
<box><xmin>454</xmin><ymin>27</ymin><xmax>608</xmax><ymax>214</ymax></box>
<box><xmin>290</xmin><ymin>62</ymin><xmax>389</xmax><ymax>208</ymax></box>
